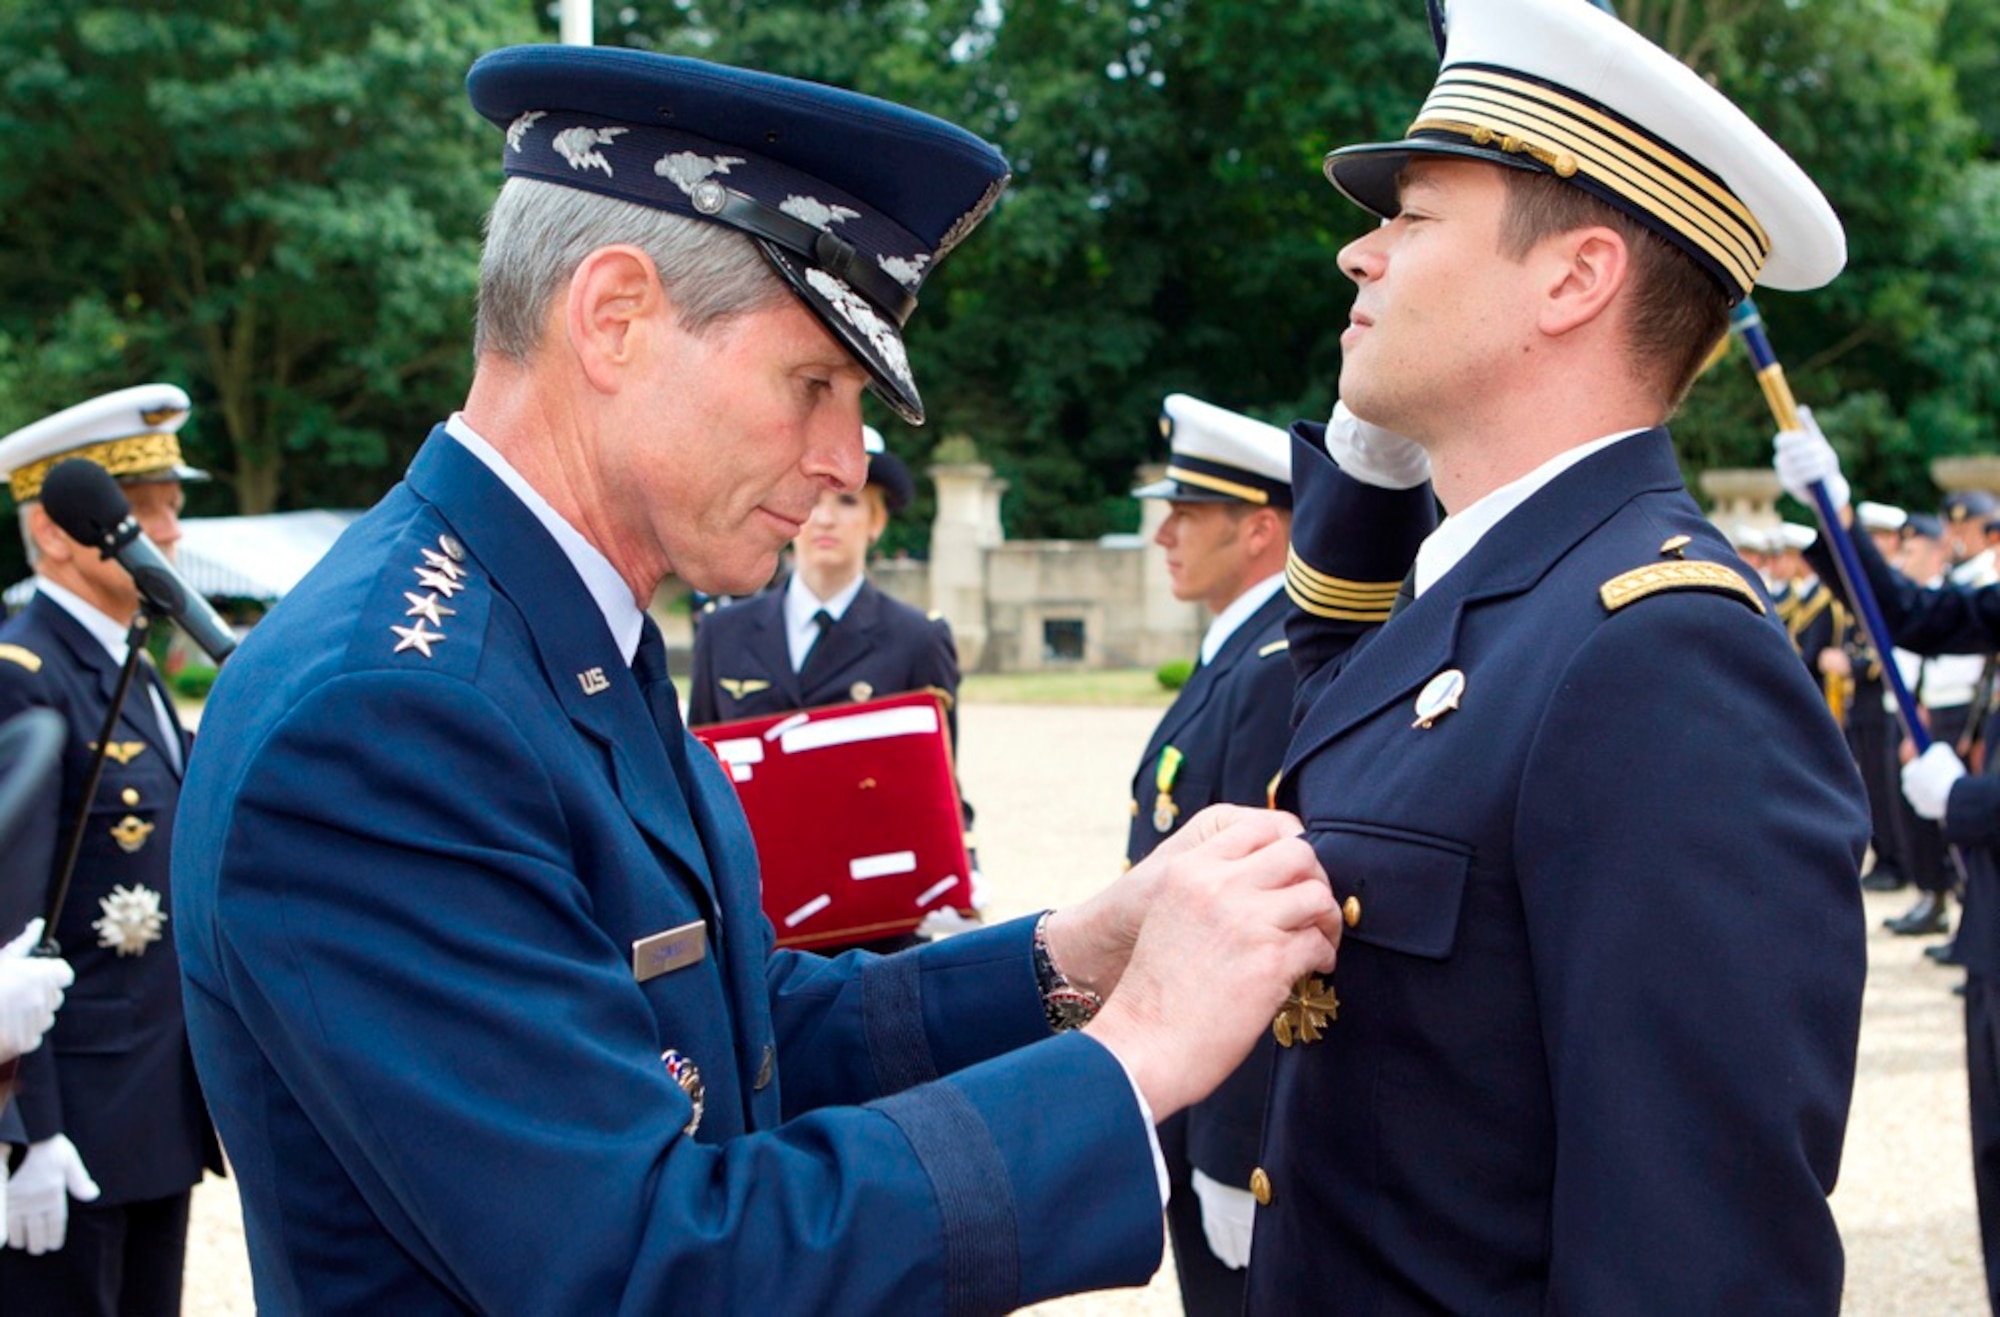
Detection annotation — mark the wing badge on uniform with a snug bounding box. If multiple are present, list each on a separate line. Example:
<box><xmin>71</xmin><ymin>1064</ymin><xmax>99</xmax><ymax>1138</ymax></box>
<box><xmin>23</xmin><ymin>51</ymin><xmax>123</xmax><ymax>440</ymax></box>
<box><xmin>94</xmin><ymin>741</ymin><xmax>147</xmax><ymax>765</ymax></box>
<box><xmin>719</xmin><ymin>678</ymin><xmax>771</xmax><ymax>699</ymax></box>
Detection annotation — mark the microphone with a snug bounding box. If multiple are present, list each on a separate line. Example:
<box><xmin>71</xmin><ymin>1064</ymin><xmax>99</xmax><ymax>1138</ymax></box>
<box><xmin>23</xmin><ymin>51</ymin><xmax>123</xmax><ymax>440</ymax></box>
<box><xmin>40</xmin><ymin>458</ymin><xmax>238</xmax><ymax>663</ymax></box>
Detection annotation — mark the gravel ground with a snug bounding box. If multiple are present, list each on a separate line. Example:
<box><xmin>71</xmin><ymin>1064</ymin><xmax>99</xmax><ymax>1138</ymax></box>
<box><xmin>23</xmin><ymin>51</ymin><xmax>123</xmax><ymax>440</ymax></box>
<box><xmin>180</xmin><ymin>701</ymin><xmax>1987</xmax><ymax>1313</ymax></box>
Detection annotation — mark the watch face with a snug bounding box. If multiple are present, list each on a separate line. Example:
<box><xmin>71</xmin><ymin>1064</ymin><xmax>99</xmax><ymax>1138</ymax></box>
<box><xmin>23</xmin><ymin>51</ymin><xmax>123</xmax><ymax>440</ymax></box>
<box><xmin>1045</xmin><ymin>986</ymin><xmax>1103</xmax><ymax>1032</ymax></box>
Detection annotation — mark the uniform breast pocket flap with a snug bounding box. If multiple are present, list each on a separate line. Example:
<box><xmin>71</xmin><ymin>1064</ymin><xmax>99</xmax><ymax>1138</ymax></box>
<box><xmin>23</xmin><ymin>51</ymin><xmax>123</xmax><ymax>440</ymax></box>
<box><xmin>1308</xmin><ymin>824</ymin><xmax>1472</xmax><ymax>961</ymax></box>
<box><xmin>49</xmin><ymin>993</ymin><xmax>140</xmax><ymax>1055</ymax></box>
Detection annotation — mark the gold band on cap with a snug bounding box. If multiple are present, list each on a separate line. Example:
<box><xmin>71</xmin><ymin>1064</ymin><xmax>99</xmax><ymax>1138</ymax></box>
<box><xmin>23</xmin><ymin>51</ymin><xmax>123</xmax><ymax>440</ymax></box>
<box><xmin>1286</xmin><ymin>548</ymin><xmax>1401</xmax><ymax>621</ymax></box>
<box><xmin>1411</xmin><ymin>65</ymin><xmax>1770</xmax><ymax>294</ymax></box>
<box><xmin>9</xmin><ymin>432</ymin><xmax>187</xmax><ymax>502</ymax></box>
<box><xmin>1165</xmin><ymin>465</ymin><xmax>1272</xmax><ymax>505</ymax></box>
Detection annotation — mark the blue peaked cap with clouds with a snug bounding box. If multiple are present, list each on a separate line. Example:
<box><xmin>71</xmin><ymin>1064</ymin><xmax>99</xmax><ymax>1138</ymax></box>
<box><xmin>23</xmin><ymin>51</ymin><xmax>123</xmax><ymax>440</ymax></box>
<box><xmin>467</xmin><ymin>45</ymin><xmax>1011</xmax><ymax>425</ymax></box>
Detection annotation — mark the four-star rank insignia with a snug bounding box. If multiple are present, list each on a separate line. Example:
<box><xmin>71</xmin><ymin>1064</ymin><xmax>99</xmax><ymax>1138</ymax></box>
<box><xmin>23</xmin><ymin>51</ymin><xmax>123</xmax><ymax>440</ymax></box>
<box><xmin>1273</xmin><ymin>973</ymin><xmax>1339</xmax><ymax>1047</ymax></box>
<box><xmin>391</xmin><ymin>536</ymin><xmax>473</xmax><ymax>660</ymax></box>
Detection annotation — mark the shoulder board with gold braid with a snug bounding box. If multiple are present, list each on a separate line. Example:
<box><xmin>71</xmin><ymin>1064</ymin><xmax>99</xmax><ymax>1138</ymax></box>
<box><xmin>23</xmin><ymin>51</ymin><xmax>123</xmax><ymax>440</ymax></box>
<box><xmin>0</xmin><ymin>643</ymin><xmax>42</xmax><ymax>672</ymax></box>
<box><xmin>1599</xmin><ymin>561</ymin><xmax>1766</xmax><ymax>616</ymax></box>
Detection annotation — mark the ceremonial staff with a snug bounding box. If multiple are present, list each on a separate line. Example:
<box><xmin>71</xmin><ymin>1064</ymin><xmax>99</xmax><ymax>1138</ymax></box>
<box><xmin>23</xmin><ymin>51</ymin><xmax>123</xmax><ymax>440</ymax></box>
<box><xmin>1729</xmin><ymin>299</ymin><xmax>1927</xmax><ymax>748</ymax></box>
<box><xmin>1730</xmin><ymin>299</ymin><xmax>1969</xmax><ymax>888</ymax></box>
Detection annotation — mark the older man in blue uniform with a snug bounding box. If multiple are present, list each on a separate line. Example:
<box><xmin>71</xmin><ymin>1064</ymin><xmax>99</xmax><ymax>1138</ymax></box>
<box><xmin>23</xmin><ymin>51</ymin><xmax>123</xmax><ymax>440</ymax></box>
<box><xmin>0</xmin><ymin>385</ymin><xmax>222</xmax><ymax>1316</ymax></box>
<box><xmin>1126</xmin><ymin>394</ymin><xmax>1296</xmax><ymax>1315</ymax></box>
<box><xmin>1248</xmin><ymin>0</ymin><xmax>1869</xmax><ymax>1311</ymax></box>
<box><xmin>171</xmin><ymin>46</ymin><xmax>1343</xmax><ymax>1313</ymax></box>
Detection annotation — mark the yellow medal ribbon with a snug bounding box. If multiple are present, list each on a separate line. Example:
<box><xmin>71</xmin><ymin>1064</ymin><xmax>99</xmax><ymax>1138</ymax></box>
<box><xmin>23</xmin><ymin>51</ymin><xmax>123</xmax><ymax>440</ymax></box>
<box><xmin>1153</xmin><ymin>746</ymin><xmax>1184</xmax><ymax>832</ymax></box>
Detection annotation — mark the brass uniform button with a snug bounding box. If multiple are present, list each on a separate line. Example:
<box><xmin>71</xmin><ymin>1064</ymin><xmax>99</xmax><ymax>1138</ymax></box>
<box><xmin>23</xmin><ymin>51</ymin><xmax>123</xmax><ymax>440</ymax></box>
<box><xmin>121</xmin><ymin>787</ymin><xmax>141</xmax><ymax>806</ymax></box>
<box><xmin>1343</xmin><ymin>896</ymin><xmax>1361</xmax><ymax>928</ymax></box>
<box><xmin>1250</xmin><ymin>1167</ymin><xmax>1272</xmax><ymax>1207</ymax></box>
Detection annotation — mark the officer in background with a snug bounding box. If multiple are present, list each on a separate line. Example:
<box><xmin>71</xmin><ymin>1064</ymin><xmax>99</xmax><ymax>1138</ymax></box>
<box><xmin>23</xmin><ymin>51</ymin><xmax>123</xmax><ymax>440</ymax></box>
<box><xmin>1947</xmin><ymin>491</ymin><xmax>2000</xmax><ymax>588</ymax></box>
<box><xmin>688</xmin><ymin>425</ymin><xmax>976</xmax><ymax>951</ymax></box>
<box><xmin>1126</xmin><ymin>393</ymin><xmax>1295</xmax><ymax>1315</ymax></box>
<box><xmin>1252</xmin><ymin>0</ymin><xmax>1867</xmax><ymax>1308</ymax></box>
<box><xmin>1776</xmin><ymin>422</ymin><xmax>2000</xmax><ymax>1307</ymax></box>
<box><xmin>171</xmin><ymin>46</ymin><xmax>1342</xmax><ymax>1311</ymax></box>
<box><xmin>0</xmin><ymin>385</ymin><xmax>222</xmax><ymax>1315</ymax></box>
<box><xmin>1852</xmin><ymin>502</ymin><xmax>1913</xmax><ymax>893</ymax></box>
<box><xmin>1890</xmin><ymin>514</ymin><xmax>1973</xmax><ymax>938</ymax></box>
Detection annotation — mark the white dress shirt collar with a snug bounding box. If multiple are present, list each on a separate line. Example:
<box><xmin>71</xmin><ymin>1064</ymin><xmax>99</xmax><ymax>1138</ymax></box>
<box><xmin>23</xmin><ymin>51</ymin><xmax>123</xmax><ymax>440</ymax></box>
<box><xmin>37</xmin><ymin>577</ymin><xmax>183</xmax><ymax>770</ymax></box>
<box><xmin>446</xmin><ymin>414</ymin><xmax>646</xmax><ymax>665</ymax></box>
<box><xmin>1200</xmin><ymin>571</ymin><xmax>1286</xmax><ymax>666</ymax></box>
<box><xmin>1413</xmin><ymin>430</ymin><xmax>1643</xmax><ymax>597</ymax></box>
<box><xmin>784</xmin><ymin>571</ymin><xmax>866</xmax><ymax>672</ymax></box>
<box><xmin>36</xmin><ymin>576</ymin><xmax>136</xmax><ymax>662</ymax></box>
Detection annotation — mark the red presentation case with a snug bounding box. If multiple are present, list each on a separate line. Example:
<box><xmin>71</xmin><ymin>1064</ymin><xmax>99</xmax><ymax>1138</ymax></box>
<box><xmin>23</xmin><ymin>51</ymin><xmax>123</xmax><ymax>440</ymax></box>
<box><xmin>691</xmin><ymin>690</ymin><xmax>972</xmax><ymax>950</ymax></box>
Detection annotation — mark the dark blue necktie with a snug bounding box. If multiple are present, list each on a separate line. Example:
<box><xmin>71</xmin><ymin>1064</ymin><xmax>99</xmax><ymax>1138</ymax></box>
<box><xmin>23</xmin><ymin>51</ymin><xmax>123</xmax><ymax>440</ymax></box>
<box><xmin>633</xmin><ymin>616</ymin><xmax>693</xmax><ymax>780</ymax></box>
<box><xmin>799</xmin><ymin>607</ymin><xmax>834</xmax><ymax>674</ymax></box>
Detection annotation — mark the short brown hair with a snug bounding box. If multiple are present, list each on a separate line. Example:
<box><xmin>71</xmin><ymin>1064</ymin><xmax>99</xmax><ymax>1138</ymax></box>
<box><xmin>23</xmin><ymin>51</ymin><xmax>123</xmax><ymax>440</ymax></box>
<box><xmin>1496</xmin><ymin>170</ymin><xmax>1729</xmax><ymax>413</ymax></box>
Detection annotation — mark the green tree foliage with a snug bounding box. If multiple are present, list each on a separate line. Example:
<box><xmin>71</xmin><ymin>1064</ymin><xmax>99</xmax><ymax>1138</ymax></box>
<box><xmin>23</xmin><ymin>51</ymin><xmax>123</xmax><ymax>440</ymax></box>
<box><xmin>0</xmin><ymin>0</ymin><xmax>537</xmax><ymax>515</ymax></box>
<box><xmin>0</xmin><ymin>0</ymin><xmax>1995</xmax><ymax>545</ymax></box>
<box><xmin>622</xmin><ymin>0</ymin><xmax>1999</xmax><ymax>538</ymax></box>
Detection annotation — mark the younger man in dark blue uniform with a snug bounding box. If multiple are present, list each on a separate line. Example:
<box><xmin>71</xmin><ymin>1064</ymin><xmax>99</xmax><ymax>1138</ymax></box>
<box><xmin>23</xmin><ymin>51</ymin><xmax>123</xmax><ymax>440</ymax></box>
<box><xmin>1249</xmin><ymin>0</ymin><xmax>1868</xmax><ymax>1310</ymax></box>
<box><xmin>0</xmin><ymin>385</ymin><xmax>222</xmax><ymax>1316</ymax></box>
<box><xmin>1126</xmin><ymin>393</ymin><xmax>1295</xmax><ymax>1315</ymax></box>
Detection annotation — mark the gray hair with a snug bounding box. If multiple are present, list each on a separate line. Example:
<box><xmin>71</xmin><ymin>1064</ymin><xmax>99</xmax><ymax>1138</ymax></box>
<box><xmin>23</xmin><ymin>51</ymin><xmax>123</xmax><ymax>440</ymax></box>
<box><xmin>474</xmin><ymin>178</ymin><xmax>790</xmax><ymax>361</ymax></box>
<box><xmin>19</xmin><ymin>510</ymin><xmax>40</xmax><ymax>568</ymax></box>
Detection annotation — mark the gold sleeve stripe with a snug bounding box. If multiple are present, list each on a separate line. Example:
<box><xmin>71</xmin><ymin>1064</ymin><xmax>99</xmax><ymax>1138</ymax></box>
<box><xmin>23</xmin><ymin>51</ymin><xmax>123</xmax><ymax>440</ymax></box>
<box><xmin>1286</xmin><ymin>550</ymin><xmax>1400</xmax><ymax>605</ymax></box>
<box><xmin>1257</xmin><ymin>639</ymin><xmax>1290</xmax><ymax>658</ymax></box>
<box><xmin>1599</xmin><ymin>561</ymin><xmax>1767</xmax><ymax>616</ymax></box>
<box><xmin>1285</xmin><ymin>549</ymin><xmax>1401</xmax><ymax>597</ymax></box>
<box><xmin>1289</xmin><ymin>560</ymin><xmax>1394</xmax><ymax>621</ymax></box>
<box><xmin>1166</xmin><ymin>466</ymin><xmax>1270</xmax><ymax>505</ymax></box>
<box><xmin>0</xmin><ymin>643</ymin><xmax>42</xmax><ymax>672</ymax></box>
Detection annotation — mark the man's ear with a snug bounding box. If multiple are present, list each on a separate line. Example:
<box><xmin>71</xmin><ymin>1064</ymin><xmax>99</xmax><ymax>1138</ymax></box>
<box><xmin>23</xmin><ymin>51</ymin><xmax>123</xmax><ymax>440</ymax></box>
<box><xmin>1243</xmin><ymin>506</ymin><xmax>1286</xmax><ymax>557</ymax></box>
<box><xmin>564</xmin><ymin>245</ymin><xmax>668</xmax><ymax>394</ymax></box>
<box><xmin>23</xmin><ymin>504</ymin><xmax>76</xmax><ymax>564</ymax></box>
<box><xmin>1538</xmin><ymin>226</ymin><xmax>1628</xmax><ymax>339</ymax></box>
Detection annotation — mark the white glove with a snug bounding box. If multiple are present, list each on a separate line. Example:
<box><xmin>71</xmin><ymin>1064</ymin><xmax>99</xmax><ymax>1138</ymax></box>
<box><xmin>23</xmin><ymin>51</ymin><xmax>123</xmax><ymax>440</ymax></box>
<box><xmin>1903</xmin><ymin>743</ymin><xmax>1967</xmax><ymax>822</ymax></box>
<box><xmin>6</xmin><ymin>1134</ymin><xmax>100</xmax><ymax>1254</ymax></box>
<box><xmin>0</xmin><ymin>920</ymin><xmax>73</xmax><ymax>1059</ymax></box>
<box><xmin>1325</xmin><ymin>400</ymin><xmax>1430</xmax><ymax>490</ymax></box>
<box><xmin>1191</xmin><ymin>1169</ymin><xmax>1256</xmax><ymax>1270</ymax></box>
<box><xmin>1772</xmin><ymin>406</ymin><xmax>1849</xmax><ymax>511</ymax></box>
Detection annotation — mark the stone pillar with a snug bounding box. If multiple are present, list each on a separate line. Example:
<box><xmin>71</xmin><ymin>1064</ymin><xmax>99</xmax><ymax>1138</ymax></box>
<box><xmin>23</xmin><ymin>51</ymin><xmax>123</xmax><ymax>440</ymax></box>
<box><xmin>928</xmin><ymin>462</ymin><xmax>1006</xmax><ymax>672</ymax></box>
<box><xmin>1134</xmin><ymin>463</ymin><xmax>1201</xmax><ymax>666</ymax></box>
<box><xmin>1697</xmin><ymin>468</ymin><xmax>1784</xmax><ymax>534</ymax></box>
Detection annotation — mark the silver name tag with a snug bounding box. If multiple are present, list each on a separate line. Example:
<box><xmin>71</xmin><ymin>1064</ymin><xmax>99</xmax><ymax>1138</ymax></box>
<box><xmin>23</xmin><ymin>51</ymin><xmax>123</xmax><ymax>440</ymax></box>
<box><xmin>632</xmin><ymin>920</ymin><xmax>708</xmax><ymax>983</ymax></box>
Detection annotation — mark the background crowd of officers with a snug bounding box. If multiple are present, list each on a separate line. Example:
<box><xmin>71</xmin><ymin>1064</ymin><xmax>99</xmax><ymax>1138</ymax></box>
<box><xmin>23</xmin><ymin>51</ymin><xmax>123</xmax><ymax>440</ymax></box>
<box><xmin>1748</xmin><ymin>492</ymin><xmax>2000</xmax><ymax>967</ymax></box>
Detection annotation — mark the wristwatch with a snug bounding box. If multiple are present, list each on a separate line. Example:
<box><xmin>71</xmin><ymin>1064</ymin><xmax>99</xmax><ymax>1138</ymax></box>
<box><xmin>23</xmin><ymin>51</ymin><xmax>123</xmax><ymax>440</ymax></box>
<box><xmin>1032</xmin><ymin>912</ymin><xmax>1103</xmax><ymax>1032</ymax></box>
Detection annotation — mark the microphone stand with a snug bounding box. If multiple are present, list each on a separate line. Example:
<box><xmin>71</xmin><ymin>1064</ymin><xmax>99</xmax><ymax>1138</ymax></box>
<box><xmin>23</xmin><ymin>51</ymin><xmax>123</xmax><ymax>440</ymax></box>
<box><xmin>37</xmin><ymin>608</ymin><xmax>160</xmax><ymax>955</ymax></box>
<box><xmin>1</xmin><ymin>614</ymin><xmax>153</xmax><ymax>1105</ymax></box>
